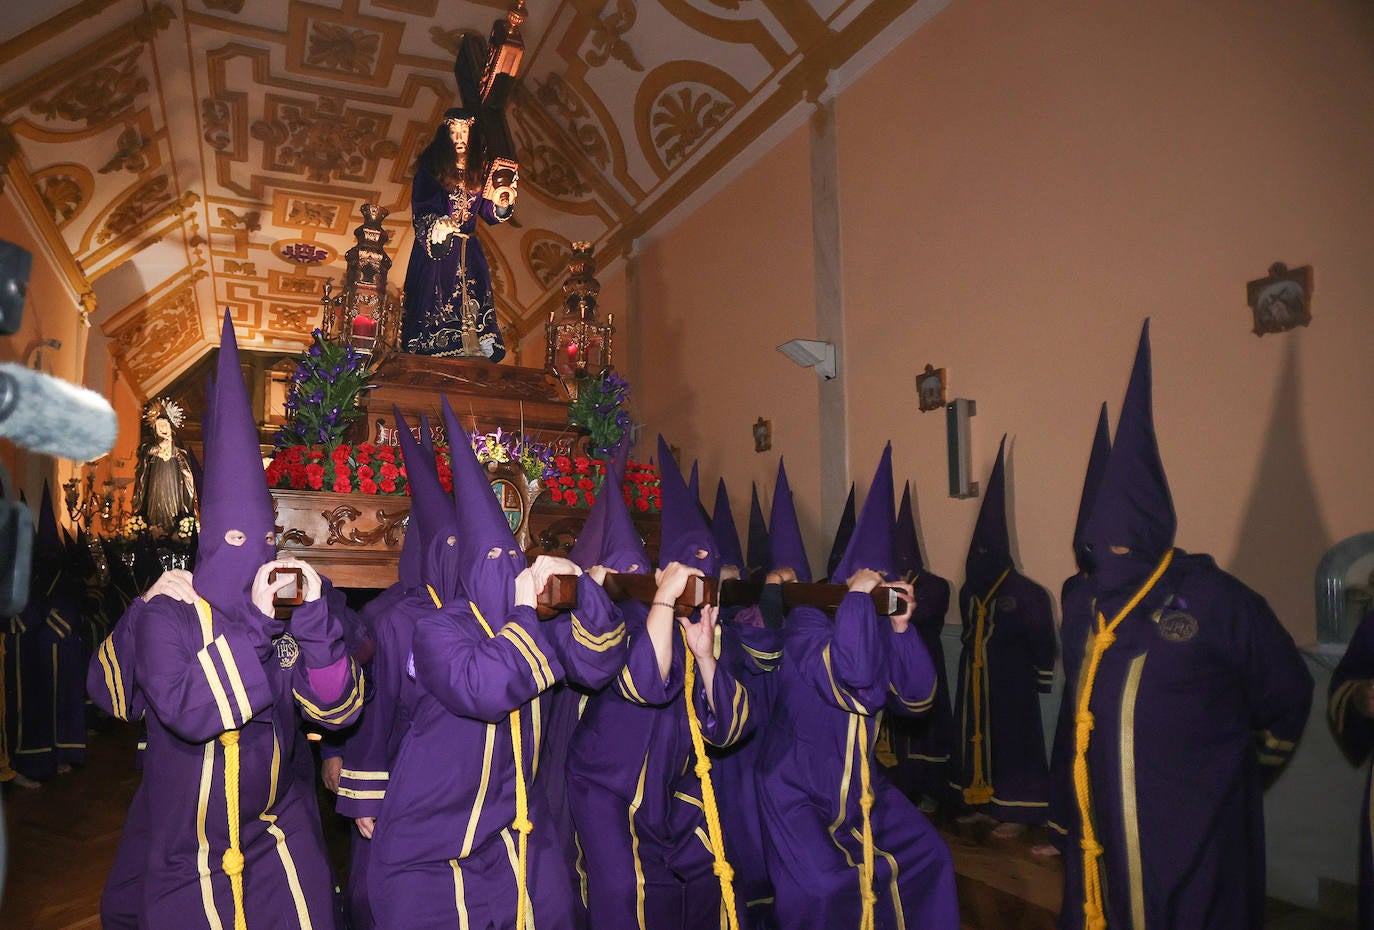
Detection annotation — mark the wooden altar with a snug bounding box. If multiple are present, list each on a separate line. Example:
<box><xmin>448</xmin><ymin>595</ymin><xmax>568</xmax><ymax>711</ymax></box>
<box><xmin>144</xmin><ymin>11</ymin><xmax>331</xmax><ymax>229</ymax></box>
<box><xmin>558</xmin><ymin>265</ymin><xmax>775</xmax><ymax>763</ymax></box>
<box><xmin>270</xmin><ymin>354</ymin><xmax>659</xmax><ymax>589</ymax></box>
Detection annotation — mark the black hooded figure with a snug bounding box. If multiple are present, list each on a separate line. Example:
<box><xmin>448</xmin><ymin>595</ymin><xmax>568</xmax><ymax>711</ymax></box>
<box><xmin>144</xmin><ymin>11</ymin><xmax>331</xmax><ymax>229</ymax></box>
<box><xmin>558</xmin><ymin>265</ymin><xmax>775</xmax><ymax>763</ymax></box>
<box><xmin>1057</xmin><ymin>320</ymin><xmax>1312</xmax><ymax>930</ymax></box>
<box><xmin>952</xmin><ymin>436</ymin><xmax>1057</xmax><ymax>829</ymax></box>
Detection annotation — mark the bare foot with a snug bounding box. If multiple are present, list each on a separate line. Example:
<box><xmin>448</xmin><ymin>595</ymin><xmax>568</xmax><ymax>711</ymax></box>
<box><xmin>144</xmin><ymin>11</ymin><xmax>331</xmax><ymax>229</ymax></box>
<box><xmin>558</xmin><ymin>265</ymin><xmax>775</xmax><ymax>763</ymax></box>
<box><xmin>1031</xmin><ymin>843</ymin><xmax>1062</xmax><ymax>857</ymax></box>
<box><xmin>56</xmin><ymin>763</ymin><xmax>73</xmax><ymax>775</ymax></box>
<box><xmin>10</xmin><ymin>772</ymin><xmax>41</xmax><ymax>789</ymax></box>
<box><xmin>991</xmin><ymin>822</ymin><xmax>1027</xmax><ymax>839</ymax></box>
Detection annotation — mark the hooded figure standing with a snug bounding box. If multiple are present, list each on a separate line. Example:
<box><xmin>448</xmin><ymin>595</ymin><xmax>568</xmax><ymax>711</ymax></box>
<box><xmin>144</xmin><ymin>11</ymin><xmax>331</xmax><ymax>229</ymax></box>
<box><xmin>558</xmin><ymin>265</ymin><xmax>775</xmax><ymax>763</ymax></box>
<box><xmin>951</xmin><ymin>436</ymin><xmax>1057</xmax><ymax>832</ymax></box>
<box><xmin>366</xmin><ymin>400</ymin><xmax>625</xmax><ymax>930</ymax></box>
<box><xmin>123</xmin><ymin>313</ymin><xmax>364</xmax><ymax>929</ymax></box>
<box><xmin>882</xmin><ymin>481</ymin><xmax>954</xmax><ymax>811</ymax></box>
<box><xmin>1058</xmin><ymin>321</ymin><xmax>1312</xmax><ymax>930</ymax></box>
<box><xmin>756</xmin><ymin>444</ymin><xmax>958</xmax><ymax>930</ymax></box>
<box><xmin>1330</xmin><ymin>608</ymin><xmax>1374</xmax><ymax>930</ymax></box>
<box><xmin>566</xmin><ymin>435</ymin><xmax>754</xmax><ymax>930</ymax></box>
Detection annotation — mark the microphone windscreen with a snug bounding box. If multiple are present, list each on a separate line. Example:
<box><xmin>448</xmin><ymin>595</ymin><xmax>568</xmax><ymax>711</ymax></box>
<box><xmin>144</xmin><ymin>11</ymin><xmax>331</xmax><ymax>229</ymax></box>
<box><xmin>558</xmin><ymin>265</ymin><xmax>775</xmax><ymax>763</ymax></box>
<box><xmin>0</xmin><ymin>363</ymin><xmax>118</xmax><ymax>462</ymax></box>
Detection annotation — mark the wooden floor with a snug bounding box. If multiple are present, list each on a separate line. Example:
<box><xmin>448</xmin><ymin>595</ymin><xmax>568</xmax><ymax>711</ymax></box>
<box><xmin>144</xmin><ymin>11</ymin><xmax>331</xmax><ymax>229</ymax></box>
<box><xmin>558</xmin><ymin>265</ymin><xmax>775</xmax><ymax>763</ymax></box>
<box><xmin>0</xmin><ymin>723</ymin><xmax>1351</xmax><ymax>930</ymax></box>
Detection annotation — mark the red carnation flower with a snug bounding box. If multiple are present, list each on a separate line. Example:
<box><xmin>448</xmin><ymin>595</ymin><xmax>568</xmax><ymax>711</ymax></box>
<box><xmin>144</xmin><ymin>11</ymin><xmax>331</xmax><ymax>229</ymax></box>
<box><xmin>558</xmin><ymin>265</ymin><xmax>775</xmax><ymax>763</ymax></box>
<box><xmin>577</xmin><ymin>477</ymin><xmax>595</xmax><ymax>491</ymax></box>
<box><xmin>356</xmin><ymin>451</ymin><xmax>372</xmax><ymax>466</ymax></box>
<box><xmin>288</xmin><ymin>464</ymin><xmax>307</xmax><ymax>488</ymax></box>
<box><xmin>333</xmin><ymin>477</ymin><xmax>352</xmax><ymax>494</ymax></box>
<box><xmin>305</xmin><ymin>463</ymin><xmax>325</xmax><ymax>490</ymax></box>
<box><xmin>357</xmin><ymin>464</ymin><xmax>374</xmax><ymax>479</ymax></box>
<box><xmin>380</xmin><ymin>462</ymin><xmax>399</xmax><ymax>479</ymax></box>
<box><xmin>635</xmin><ymin>498</ymin><xmax>649</xmax><ymax>512</ymax></box>
<box><xmin>359</xmin><ymin>478</ymin><xmax>378</xmax><ymax>495</ymax></box>
<box><xmin>573</xmin><ymin>458</ymin><xmax>591</xmax><ymax>475</ymax></box>
<box><xmin>554</xmin><ymin>456</ymin><xmax>571</xmax><ymax>472</ymax></box>
<box><xmin>358</xmin><ymin>442</ymin><xmax>376</xmax><ymax>455</ymax></box>
<box><xmin>377</xmin><ymin>446</ymin><xmax>396</xmax><ymax>463</ymax></box>
<box><xmin>335</xmin><ymin>462</ymin><xmax>350</xmax><ymax>481</ymax></box>
<box><xmin>584</xmin><ymin>492</ymin><xmax>596</xmax><ymax>507</ymax></box>
<box><xmin>548</xmin><ymin>488</ymin><xmax>564</xmax><ymax>504</ymax></box>
<box><xmin>379</xmin><ymin>477</ymin><xmax>397</xmax><ymax>493</ymax></box>
<box><xmin>307</xmin><ymin>448</ymin><xmax>325</xmax><ymax>461</ymax></box>
<box><xmin>559</xmin><ymin>475</ymin><xmax>575</xmax><ymax>487</ymax></box>
<box><xmin>331</xmin><ymin>445</ymin><xmax>351</xmax><ymax>464</ymax></box>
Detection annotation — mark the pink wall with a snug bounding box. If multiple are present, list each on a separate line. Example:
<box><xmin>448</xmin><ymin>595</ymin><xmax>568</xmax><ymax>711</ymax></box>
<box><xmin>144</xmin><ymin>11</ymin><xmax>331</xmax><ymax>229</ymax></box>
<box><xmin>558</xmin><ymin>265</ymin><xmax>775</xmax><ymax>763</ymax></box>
<box><xmin>632</xmin><ymin>122</ymin><xmax>827</xmax><ymax>562</ymax></box>
<box><xmin>631</xmin><ymin>0</ymin><xmax>1374</xmax><ymax>642</ymax></box>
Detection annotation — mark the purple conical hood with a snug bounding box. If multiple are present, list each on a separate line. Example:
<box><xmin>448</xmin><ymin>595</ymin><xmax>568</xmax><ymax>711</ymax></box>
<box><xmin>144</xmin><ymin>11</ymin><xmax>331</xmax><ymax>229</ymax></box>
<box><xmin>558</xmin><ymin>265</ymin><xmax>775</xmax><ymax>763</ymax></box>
<box><xmin>1083</xmin><ymin>320</ymin><xmax>1176</xmax><ymax>592</ymax></box>
<box><xmin>965</xmin><ymin>435</ymin><xmax>1013</xmax><ymax>590</ymax></box>
<box><xmin>688</xmin><ymin>460</ymin><xmax>700</xmax><ymax>506</ymax></box>
<box><xmin>446</xmin><ymin>396</ymin><xmax>523</xmax><ymax>622</ymax></box>
<box><xmin>656</xmin><ymin>435</ymin><xmax>719</xmax><ymax>574</ymax></box>
<box><xmin>894</xmin><ymin>481</ymin><xmax>925</xmax><ymax>579</ymax></box>
<box><xmin>825</xmin><ymin>484</ymin><xmax>857</xmax><ymax>581</ymax></box>
<box><xmin>593</xmin><ymin>440</ymin><xmax>650</xmax><ymax>573</ymax></box>
<box><xmin>34</xmin><ymin>482</ymin><xmax>63</xmax><ymax>585</ymax></box>
<box><xmin>395</xmin><ymin>407</ymin><xmax>452</xmax><ymax>595</ymax></box>
<box><xmin>195</xmin><ymin>312</ymin><xmax>277</xmax><ymax>611</ymax></box>
<box><xmin>768</xmin><ymin>459</ymin><xmax>812</xmax><ymax>582</ymax></box>
<box><xmin>710</xmin><ymin>478</ymin><xmax>746</xmax><ymax>573</ymax></box>
<box><xmin>1072</xmin><ymin>403</ymin><xmax>1112</xmax><ymax>572</ymax></box>
<box><xmin>568</xmin><ymin>441</ymin><xmax>619</xmax><ymax>570</ymax></box>
<box><xmin>832</xmin><ymin>443</ymin><xmax>896</xmax><ymax>581</ymax></box>
<box><xmin>746</xmin><ymin>482</ymin><xmax>770</xmax><ymax>582</ymax></box>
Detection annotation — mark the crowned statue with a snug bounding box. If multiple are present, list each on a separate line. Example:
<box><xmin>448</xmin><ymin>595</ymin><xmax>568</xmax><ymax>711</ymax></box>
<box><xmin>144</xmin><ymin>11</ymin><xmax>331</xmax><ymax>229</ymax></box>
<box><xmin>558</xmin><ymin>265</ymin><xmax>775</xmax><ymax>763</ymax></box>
<box><xmin>132</xmin><ymin>397</ymin><xmax>198</xmax><ymax>535</ymax></box>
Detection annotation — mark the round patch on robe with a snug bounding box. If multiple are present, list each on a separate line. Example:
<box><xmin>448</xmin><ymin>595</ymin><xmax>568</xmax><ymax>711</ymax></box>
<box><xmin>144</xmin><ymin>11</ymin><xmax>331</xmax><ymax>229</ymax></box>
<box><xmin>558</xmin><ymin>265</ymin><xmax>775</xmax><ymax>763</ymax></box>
<box><xmin>1156</xmin><ymin>612</ymin><xmax>1199</xmax><ymax>643</ymax></box>
<box><xmin>276</xmin><ymin>632</ymin><xmax>300</xmax><ymax>669</ymax></box>
<box><xmin>996</xmin><ymin>595</ymin><xmax>1018</xmax><ymax>612</ymax></box>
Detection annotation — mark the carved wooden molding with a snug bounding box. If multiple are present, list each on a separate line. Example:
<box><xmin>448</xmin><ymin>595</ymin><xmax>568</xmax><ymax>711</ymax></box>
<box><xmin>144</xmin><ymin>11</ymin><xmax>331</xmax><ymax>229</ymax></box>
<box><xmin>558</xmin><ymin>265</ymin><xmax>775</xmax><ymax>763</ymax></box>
<box><xmin>322</xmin><ymin>503</ymin><xmax>409</xmax><ymax>548</ymax></box>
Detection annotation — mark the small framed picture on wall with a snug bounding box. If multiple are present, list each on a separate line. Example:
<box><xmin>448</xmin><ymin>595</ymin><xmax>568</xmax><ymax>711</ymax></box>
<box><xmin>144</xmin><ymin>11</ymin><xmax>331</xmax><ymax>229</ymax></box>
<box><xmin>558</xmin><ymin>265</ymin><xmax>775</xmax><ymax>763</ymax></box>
<box><xmin>916</xmin><ymin>364</ymin><xmax>947</xmax><ymax>413</ymax></box>
<box><xmin>1247</xmin><ymin>262</ymin><xmax>1313</xmax><ymax>336</ymax></box>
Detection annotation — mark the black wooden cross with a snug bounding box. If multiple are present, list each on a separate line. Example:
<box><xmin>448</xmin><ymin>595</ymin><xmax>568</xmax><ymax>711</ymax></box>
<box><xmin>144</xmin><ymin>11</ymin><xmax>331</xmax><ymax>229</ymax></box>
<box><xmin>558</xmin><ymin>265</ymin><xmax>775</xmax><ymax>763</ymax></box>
<box><xmin>452</xmin><ymin>0</ymin><xmax>526</xmax><ymax>175</ymax></box>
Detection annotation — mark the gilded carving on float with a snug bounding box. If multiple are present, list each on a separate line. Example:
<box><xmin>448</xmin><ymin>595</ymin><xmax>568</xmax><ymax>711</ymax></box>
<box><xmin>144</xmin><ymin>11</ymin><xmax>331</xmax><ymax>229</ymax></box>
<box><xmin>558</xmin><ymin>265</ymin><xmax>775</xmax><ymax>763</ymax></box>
<box><xmin>287</xmin><ymin>199</ymin><xmax>340</xmax><ymax>228</ymax></box>
<box><xmin>526</xmin><ymin>235</ymin><xmax>572</xmax><ymax>289</ymax></box>
<box><xmin>272</xmin><ymin>272</ymin><xmax>321</xmax><ymax>296</ymax></box>
<box><xmin>584</xmin><ymin>0</ymin><xmax>644</xmax><ymax>72</ymax></box>
<box><xmin>201</xmin><ymin>95</ymin><xmax>246</xmax><ymax>156</ymax></box>
<box><xmin>98</xmin><ymin>126</ymin><xmax>152</xmax><ymax>175</ymax></box>
<box><xmin>533</xmin><ymin>73</ymin><xmax>611</xmax><ymax>169</ymax></box>
<box><xmin>250</xmin><ymin>94</ymin><xmax>400</xmax><ymax>183</ymax></box>
<box><xmin>225</xmin><ymin>260</ymin><xmax>258</xmax><ymax>275</ymax></box>
<box><xmin>268</xmin><ymin>302</ymin><xmax>315</xmax><ymax>331</ymax></box>
<box><xmin>31</xmin><ymin>47</ymin><xmax>148</xmax><ymax>128</ymax></box>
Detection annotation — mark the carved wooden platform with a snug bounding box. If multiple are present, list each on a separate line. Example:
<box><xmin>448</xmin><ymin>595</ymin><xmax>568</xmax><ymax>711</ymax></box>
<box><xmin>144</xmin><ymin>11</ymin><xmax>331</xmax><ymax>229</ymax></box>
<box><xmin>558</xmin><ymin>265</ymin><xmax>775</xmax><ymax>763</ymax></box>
<box><xmin>272</xmin><ymin>487</ymin><xmax>660</xmax><ymax>589</ymax></box>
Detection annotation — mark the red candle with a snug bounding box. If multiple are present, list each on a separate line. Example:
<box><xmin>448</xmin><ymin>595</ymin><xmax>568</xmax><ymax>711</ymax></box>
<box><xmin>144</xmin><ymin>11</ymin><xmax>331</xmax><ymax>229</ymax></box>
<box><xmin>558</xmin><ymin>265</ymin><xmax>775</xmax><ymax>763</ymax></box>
<box><xmin>352</xmin><ymin>315</ymin><xmax>377</xmax><ymax>338</ymax></box>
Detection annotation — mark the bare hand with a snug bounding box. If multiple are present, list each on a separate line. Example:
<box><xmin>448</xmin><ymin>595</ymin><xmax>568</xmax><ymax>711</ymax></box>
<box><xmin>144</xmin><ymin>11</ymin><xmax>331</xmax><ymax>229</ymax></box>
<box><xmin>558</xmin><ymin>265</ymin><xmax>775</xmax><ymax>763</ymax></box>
<box><xmin>274</xmin><ymin>556</ymin><xmax>323</xmax><ymax>603</ymax></box>
<box><xmin>251</xmin><ymin>561</ymin><xmax>299</xmax><ymax>618</ymax></box>
<box><xmin>654</xmin><ymin>561</ymin><xmax>704</xmax><ymax>605</ymax></box>
<box><xmin>356</xmin><ymin>816</ymin><xmax>376</xmax><ymax>840</ymax></box>
<box><xmin>888</xmin><ymin>581</ymin><xmax>915</xmax><ymax>634</ymax></box>
<box><xmin>718</xmin><ymin>565</ymin><xmax>741</xmax><ymax>583</ymax></box>
<box><xmin>320</xmin><ymin>755</ymin><xmax>341</xmax><ymax>794</ymax></box>
<box><xmin>679</xmin><ymin>604</ymin><xmax>719</xmax><ymax>663</ymax></box>
<box><xmin>766</xmin><ymin>567</ymin><xmax>797</xmax><ymax>585</ymax></box>
<box><xmin>847</xmin><ymin>569</ymin><xmax>883</xmax><ymax>594</ymax></box>
<box><xmin>587</xmin><ymin>565</ymin><xmax>616</xmax><ymax>585</ymax></box>
<box><xmin>530</xmin><ymin>555</ymin><xmax>581</xmax><ymax>595</ymax></box>
<box><xmin>142</xmin><ymin>569</ymin><xmax>198</xmax><ymax>604</ymax></box>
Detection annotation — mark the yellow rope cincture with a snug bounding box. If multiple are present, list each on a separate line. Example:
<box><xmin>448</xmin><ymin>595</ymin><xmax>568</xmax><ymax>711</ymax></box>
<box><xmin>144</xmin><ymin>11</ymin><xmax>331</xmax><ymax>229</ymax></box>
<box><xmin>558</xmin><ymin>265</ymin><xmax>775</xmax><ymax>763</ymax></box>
<box><xmin>1072</xmin><ymin>548</ymin><xmax>1173</xmax><ymax>930</ymax></box>
<box><xmin>434</xmin><ymin>586</ymin><xmax>535</xmax><ymax>928</ymax></box>
<box><xmin>856</xmin><ymin>715</ymin><xmax>878</xmax><ymax>930</ymax></box>
<box><xmin>681</xmin><ymin>628</ymin><xmax>741</xmax><ymax>930</ymax></box>
<box><xmin>962</xmin><ymin>568</ymin><xmax>1011</xmax><ymax>806</ymax></box>
<box><xmin>195</xmin><ymin>597</ymin><xmax>247</xmax><ymax>930</ymax></box>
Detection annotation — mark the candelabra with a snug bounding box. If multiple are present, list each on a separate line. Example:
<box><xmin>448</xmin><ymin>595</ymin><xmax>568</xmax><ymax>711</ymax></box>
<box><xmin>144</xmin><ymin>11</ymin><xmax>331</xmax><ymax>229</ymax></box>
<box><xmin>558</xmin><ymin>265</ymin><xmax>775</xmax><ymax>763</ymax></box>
<box><xmin>321</xmin><ymin>203</ymin><xmax>402</xmax><ymax>364</ymax></box>
<box><xmin>545</xmin><ymin>242</ymin><xmax>615</xmax><ymax>398</ymax></box>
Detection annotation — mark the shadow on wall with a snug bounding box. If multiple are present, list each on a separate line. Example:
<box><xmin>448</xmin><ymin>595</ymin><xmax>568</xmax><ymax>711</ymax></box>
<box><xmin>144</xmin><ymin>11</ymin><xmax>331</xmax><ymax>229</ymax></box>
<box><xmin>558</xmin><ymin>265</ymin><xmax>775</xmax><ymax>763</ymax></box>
<box><xmin>1225</xmin><ymin>335</ymin><xmax>1331</xmax><ymax>646</ymax></box>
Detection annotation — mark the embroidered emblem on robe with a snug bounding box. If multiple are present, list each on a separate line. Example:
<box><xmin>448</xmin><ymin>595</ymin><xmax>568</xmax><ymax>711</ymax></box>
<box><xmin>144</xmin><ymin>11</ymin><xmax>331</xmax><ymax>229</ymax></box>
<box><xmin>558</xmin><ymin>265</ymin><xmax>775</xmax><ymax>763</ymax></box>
<box><xmin>276</xmin><ymin>632</ymin><xmax>300</xmax><ymax>669</ymax></box>
<box><xmin>1156</xmin><ymin>612</ymin><xmax>1199</xmax><ymax>643</ymax></box>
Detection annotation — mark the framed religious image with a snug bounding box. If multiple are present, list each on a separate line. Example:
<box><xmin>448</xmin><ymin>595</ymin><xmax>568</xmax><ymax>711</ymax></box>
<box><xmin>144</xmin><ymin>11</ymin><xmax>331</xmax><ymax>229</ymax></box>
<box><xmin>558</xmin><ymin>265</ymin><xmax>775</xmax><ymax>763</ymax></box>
<box><xmin>916</xmin><ymin>364</ymin><xmax>947</xmax><ymax>413</ymax></box>
<box><xmin>1247</xmin><ymin>262</ymin><xmax>1312</xmax><ymax>336</ymax></box>
<box><xmin>752</xmin><ymin>417</ymin><xmax>772</xmax><ymax>453</ymax></box>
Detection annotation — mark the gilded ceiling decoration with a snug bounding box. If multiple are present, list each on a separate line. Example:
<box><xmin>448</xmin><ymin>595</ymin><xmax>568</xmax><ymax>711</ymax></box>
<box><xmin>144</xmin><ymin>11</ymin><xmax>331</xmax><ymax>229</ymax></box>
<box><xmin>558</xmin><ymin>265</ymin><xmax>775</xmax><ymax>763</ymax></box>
<box><xmin>0</xmin><ymin>0</ymin><xmax>937</xmax><ymax>399</ymax></box>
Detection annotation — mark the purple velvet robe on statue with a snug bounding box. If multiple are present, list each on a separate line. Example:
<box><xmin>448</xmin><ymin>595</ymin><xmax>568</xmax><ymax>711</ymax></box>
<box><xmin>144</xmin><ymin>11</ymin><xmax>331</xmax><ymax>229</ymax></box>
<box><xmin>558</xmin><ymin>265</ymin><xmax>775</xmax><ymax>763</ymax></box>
<box><xmin>1330</xmin><ymin>608</ymin><xmax>1374</xmax><ymax>930</ymax></box>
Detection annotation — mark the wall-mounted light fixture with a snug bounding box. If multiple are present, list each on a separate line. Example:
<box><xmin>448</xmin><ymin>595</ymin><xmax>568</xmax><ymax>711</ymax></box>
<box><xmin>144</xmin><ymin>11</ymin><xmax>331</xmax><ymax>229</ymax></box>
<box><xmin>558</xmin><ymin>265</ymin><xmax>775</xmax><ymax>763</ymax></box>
<box><xmin>777</xmin><ymin>338</ymin><xmax>836</xmax><ymax>380</ymax></box>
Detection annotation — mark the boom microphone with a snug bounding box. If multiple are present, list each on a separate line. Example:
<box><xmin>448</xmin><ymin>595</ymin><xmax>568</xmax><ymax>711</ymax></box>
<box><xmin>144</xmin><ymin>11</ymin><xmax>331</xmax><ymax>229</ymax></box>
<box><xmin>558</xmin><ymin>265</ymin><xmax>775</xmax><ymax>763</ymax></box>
<box><xmin>0</xmin><ymin>362</ymin><xmax>118</xmax><ymax>461</ymax></box>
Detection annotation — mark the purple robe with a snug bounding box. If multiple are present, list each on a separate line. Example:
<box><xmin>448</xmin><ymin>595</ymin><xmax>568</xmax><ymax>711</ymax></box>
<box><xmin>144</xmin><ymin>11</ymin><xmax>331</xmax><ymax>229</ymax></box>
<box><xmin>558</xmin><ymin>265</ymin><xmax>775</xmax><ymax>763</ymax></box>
<box><xmin>756</xmin><ymin>594</ymin><xmax>958</xmax><ymax>930</ymax></box>
<box><xmin>400</xmin><ymin>169</ymin><xmax>508</xmax><ymax>361</ymax></box>
<box><xmin>1056</xmin><ymin>552</ymin><xmax>1311</xmax><ymax>930</ymax></box>
<box><xmin>951</xmin><ymin>569</ymin><xmax>1056</xmax><ymax>820</ymax></box>
<box><xmin>566</xmin><ymin>599</ymin><xmax>754</xmax><ymax>930</ymax></box>
<box><xmin>132</xmin><ymin>593</ymin><xmax>362</xmax><ymax>929</ymax></box>
<box><xmin>885</xmin><ymin>570</ymin><xmax>954</xmax><ymax>803</ymax></box>
<box><xmin>367</xmin><ymin>574</ymin><xmax>625</xmax><ymax>930</ymax></box>
<box><xmin>4</xmin><ymin>575</ymin><xmax>87</xmax><ymax>777</ymax></box>
<box><xmin>1331</xmin><ymin>607</ymin><xmax>1374</xmax><ymax>930</ymax></box>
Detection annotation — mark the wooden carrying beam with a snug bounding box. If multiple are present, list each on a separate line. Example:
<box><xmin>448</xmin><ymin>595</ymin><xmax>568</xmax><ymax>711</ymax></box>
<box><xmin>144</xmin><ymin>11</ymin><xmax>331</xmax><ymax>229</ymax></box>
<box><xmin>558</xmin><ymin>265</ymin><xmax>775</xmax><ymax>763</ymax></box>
<box><xmin>537</xmin><ymin>574</ymin><xmax>908</xmax><ymax>618</ymax></box>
